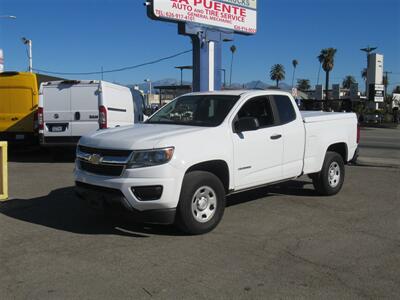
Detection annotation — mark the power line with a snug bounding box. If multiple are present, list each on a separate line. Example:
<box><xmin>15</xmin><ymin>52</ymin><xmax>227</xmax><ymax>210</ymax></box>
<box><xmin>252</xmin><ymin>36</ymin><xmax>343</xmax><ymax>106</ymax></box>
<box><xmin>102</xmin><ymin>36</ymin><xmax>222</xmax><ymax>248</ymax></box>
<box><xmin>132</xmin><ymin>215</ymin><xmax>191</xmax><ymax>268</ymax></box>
<box><xmin>33</xmin><ymin>49</ymin><xmax>192</xmax><ymax>76</ymax></box>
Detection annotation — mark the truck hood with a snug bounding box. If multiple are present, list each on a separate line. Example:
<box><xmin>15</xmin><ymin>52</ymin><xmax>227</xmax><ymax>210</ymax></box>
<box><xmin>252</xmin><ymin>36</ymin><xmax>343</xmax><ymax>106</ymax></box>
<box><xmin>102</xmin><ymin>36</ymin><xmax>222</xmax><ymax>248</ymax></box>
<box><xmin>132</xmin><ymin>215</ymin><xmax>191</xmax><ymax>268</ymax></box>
<box><xmin>79</xmin><ymin>123</ymin><xmax>207</xmax><ymax>150</ymax></box>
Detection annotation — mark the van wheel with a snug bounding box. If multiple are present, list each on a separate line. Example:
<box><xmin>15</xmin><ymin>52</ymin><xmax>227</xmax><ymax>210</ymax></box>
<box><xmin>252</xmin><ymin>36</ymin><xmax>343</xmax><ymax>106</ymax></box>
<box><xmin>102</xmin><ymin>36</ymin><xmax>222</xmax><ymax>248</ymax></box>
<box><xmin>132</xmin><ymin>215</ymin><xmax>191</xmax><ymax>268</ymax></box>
<box><xmin>313</xmin><ymin>151</ymin><xmax>345</xmax><ymax>196</ymax></box>
<box><xmin>176</xmin><ymin>171</ymin><xmax>226</xmax><ymax>235</ymax></box>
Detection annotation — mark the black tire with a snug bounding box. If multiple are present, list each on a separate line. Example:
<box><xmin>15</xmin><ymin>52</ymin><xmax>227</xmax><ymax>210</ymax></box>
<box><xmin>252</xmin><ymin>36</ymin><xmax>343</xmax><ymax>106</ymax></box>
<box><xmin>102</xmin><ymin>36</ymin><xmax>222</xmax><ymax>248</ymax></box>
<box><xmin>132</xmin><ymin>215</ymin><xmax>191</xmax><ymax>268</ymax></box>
<box><xmin>176</xmin><ymin>171</ymin><xmax>226</xmax><ymax>235</ymax></box>
<box><xmin>312</xmin><ymin>151</ymin><xmax>345</xmax><ymax>196</ymax></box>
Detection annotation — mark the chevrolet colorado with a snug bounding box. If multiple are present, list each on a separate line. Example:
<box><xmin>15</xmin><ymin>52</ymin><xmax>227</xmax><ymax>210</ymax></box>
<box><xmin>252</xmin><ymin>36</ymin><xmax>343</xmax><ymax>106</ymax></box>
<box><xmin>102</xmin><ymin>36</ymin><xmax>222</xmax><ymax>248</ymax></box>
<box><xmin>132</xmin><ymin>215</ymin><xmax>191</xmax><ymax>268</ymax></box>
<box><xmin>75</xmin><ymin>90</ymin><xmax>359</xmax><ymax>234</ymax></box>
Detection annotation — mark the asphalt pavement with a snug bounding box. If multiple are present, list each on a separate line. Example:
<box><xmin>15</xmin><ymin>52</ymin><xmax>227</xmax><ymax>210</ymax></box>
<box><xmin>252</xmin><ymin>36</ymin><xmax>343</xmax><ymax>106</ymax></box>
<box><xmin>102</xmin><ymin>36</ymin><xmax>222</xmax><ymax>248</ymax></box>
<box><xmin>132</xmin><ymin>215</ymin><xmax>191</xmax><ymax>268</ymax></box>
<box><xmin>1</xmin><ymin>150</ymin><xmax>399</xmax><ymax>299</ymax></box>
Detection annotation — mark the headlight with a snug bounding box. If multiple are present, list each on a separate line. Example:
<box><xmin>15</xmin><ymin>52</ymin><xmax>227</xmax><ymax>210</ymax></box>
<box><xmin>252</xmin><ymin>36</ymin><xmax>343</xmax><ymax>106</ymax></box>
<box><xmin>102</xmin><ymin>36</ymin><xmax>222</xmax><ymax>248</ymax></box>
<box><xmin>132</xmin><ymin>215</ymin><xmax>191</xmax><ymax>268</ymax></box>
<box><xmin>127</xmin><ymin>147</ymin><xmax>174</xmax><ymax>169</ymax></box>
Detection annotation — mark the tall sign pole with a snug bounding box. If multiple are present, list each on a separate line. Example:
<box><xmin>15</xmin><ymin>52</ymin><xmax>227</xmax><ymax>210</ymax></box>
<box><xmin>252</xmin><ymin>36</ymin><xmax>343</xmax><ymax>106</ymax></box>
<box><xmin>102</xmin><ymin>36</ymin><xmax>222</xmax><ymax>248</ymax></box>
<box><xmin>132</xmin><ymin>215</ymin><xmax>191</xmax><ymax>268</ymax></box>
<box><xmin>147</xmin><ymin>0</ymin><xmax>257</xmax><ymax>92</ymax></box>
<box><xmin>360</xmin><ymin>46</ymin><xmax>377</xmax><ymax>96</ymax></box>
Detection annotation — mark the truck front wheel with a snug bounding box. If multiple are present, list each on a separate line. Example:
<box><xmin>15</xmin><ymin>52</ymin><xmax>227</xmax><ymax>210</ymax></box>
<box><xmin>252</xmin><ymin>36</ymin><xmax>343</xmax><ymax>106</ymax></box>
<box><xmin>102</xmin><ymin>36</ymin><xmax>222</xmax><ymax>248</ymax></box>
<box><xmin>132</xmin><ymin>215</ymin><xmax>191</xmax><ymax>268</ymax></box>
<box><xmin>176</xmin><ymin>171</ymin><xmax>226</xmax><ymax>235</ymax></box>
<box><xmin>313</xmin><ymin>151</ymin><xmax>345</xmax><ymax>196</ymax></box>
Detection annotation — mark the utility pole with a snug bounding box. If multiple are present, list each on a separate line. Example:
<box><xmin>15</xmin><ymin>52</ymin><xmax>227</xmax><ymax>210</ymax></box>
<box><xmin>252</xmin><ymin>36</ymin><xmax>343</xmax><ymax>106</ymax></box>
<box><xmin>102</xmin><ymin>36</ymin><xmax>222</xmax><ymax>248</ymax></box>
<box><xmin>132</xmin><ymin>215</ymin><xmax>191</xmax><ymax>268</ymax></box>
<box><xmin>22</xmin><ymin>37</ymin><xmax>33</xmax><ymax>73</ymax></box>
<box><xmin>144</xmin><ymin>79</ymin><xmax>152</xmax><ymax>105</ymax></box>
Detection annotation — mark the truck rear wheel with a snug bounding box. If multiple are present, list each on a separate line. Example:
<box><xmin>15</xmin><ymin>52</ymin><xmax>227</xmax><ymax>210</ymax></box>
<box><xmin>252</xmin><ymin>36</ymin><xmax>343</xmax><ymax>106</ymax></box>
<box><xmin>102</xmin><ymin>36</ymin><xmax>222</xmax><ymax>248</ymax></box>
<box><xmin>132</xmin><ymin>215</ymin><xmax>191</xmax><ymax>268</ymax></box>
<box><xmin>313</xmin><ymin>151</ymin><xmax>345</xmax><ymax>196</ymax></box>
<box><xmin>176</xmin><ymin>171</ymin><xmax>226</xmax><ymax>235</ymax></box>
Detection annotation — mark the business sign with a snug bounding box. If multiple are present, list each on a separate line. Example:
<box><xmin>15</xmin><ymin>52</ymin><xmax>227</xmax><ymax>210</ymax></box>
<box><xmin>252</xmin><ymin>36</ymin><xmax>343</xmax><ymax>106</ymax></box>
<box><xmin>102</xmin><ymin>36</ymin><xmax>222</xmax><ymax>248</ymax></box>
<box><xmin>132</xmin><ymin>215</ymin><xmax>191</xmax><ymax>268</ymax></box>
<box><xmin>152</xmin><ymin>0</ymin><xmax>257</xmax><ymax>34</ymax></box>
<box><xmin>0</xmin><ymin>49</ymin><xmax>4</xmax><ymax>73</ymax></box>
<box><xmin>369</xmin><ymin>84</ymin><xmax>384</xmax><ymax>102</ymax></box>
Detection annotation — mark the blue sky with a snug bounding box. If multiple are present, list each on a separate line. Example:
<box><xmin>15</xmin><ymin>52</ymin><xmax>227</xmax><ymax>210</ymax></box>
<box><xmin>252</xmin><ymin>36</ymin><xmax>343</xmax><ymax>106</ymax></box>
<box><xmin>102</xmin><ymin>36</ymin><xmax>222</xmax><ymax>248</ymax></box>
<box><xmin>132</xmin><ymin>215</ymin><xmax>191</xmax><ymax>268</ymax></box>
<box><xmin>0</xmin><ymin>0</ymin><xmax>399</xmax><ymax>91</ymax></box>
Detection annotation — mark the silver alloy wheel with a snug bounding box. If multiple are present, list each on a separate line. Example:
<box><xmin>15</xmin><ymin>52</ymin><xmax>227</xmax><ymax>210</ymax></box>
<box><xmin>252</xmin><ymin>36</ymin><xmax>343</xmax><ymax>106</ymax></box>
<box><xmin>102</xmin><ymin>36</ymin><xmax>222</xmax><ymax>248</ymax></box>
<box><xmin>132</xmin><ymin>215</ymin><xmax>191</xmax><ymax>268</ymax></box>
<box><xmin>328</xmin><ymin>161</ymin><xmax>341</xmax><ymax>188</ymax></box>
<box><xmin>191</xmin><ymin>186</ymin><xmax>217</xmax><ymax>223</ymax></box>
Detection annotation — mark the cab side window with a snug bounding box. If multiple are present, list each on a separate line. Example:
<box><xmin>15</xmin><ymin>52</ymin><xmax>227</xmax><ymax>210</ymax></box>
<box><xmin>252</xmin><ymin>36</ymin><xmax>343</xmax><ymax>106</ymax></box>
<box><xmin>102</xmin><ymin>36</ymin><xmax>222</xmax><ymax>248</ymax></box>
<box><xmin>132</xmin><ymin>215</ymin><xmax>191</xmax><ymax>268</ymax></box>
<box><xmin>237</xmin><ymin>96</ymin><xmax>275</xmax><ymax>127</ymax></box>
<box><xmin>273</xmin><ymin>95</ymin><xmax>297</xmax><ymax>124</ymax></box>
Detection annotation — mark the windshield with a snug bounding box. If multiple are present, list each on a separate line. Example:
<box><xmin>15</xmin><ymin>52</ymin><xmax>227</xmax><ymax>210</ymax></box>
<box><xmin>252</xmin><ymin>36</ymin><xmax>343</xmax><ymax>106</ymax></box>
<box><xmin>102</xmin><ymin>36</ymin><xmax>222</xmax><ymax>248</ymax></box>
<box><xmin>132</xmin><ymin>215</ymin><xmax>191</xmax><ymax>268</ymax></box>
<box><xmin>147</xmin><ymin>95</ymin><xmax>240</xmax><ymax>127</ymax></box>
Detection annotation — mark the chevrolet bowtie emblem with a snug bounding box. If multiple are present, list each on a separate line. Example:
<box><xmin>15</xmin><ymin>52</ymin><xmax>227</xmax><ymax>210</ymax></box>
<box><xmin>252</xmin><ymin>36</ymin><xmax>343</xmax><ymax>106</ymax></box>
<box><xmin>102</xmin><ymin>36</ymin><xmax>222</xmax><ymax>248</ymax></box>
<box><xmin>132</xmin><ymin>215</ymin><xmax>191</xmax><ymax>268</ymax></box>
<box><xmin>88</xmin><ymin>154</ymin><xmax>102</xmax><ymax>165</ymax></box>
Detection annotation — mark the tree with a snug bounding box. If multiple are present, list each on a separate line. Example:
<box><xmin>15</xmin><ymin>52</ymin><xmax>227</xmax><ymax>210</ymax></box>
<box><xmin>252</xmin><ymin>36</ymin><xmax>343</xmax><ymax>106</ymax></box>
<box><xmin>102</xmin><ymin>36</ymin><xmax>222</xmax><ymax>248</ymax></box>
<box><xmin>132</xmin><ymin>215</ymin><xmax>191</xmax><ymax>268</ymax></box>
<box><xmin>297</xmin><ymin>79</ymin><xmax>311</xmax><ymax>91</ymax></box>
<box><xmin>229</xmin><ymin>45</ymin><xmax>237</xmax><ymax>86</ymax></box>
<box><xmin>270</xmin><ymin>64</ymin><xmax>285</xmax><ymax>87</ymax></box>
<box><xmin>393</xmin><ymin>86</ymin><xmax>400</xmax><ymax>94</ymax></box>
<box><xmin>291</xmin><ymin>59</ymin><xmax>298</xmax><ymax>88</ymax></box>
<box><xmin>383</xmin><ymin>73</ymin><xmax>389</xmax><ymax>100</ymax></box>
<box><xmin>361</xmin><ymin>68</ymin><xmax>367</xmax><ymax>81</ymax></box>
<box><xmin>342</xmin><ymin>75</ymin><xmax>356</xmax><ymax>89</ymax></box>
<box><xmin>317</xmin><ymin>48</ymin><xmax>337</xmax><ymax>99</ymax></box>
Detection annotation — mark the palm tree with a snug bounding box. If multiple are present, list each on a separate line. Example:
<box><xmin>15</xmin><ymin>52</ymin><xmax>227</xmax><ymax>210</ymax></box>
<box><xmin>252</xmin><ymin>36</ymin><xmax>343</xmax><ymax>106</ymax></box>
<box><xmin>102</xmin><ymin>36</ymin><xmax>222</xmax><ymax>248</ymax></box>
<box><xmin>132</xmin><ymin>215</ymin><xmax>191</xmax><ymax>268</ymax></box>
<box><xmin>270</xmin><ymin>64</ymin><xmax>285</xmax><ymax>87</ymax></box>
<box><xmin>291</xmin><ymin>59</ymin><xmax>298</xmax><ymax>88</ymax></box>
<box><xmin>342</xmin><ymin>75</ymin><xmax>356</xmax><ymax>89</ymax></box>
<box><xmin>297</xmin><ymin>79</ymin><xmax>311</xmax><ymax>91</ymax></box>
<box><xmin>229</xmin><ymin>45</ymin><xmax>237</xmax><ymax>86</ymax></box>
<box><xmin>361</xmin><ymin>68</ymin><xmax>367</xmax><ymax>81</ymax></box>
<box><xmin>318</xmin><ymin>48</ymin><xmax>337</xmax><ymax>99</ymax></box>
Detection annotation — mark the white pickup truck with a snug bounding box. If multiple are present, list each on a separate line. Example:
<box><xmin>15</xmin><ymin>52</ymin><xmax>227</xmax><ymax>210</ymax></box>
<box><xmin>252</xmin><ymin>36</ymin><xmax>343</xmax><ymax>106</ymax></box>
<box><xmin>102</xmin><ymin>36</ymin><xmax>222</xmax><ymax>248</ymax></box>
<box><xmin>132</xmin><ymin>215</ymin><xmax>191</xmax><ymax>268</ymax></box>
<box><xmin>75</xmin><ymin>90</ymin><xmax>359</xmax><ymax>234</ymax></box>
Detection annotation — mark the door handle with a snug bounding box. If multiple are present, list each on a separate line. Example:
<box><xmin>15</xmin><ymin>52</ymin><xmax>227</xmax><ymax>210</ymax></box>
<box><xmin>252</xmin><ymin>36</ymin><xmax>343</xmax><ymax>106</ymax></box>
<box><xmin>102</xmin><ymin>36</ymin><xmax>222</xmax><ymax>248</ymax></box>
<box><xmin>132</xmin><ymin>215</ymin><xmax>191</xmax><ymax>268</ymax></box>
<box><xmin>75</xmin><ymin>112</ymin><xmax>80</xmax><ymax>120</ymax></box>
<box><xmin>270</xmin><ymin>134</ymin><xmax>282</xmax><ymax>140</ymax></box>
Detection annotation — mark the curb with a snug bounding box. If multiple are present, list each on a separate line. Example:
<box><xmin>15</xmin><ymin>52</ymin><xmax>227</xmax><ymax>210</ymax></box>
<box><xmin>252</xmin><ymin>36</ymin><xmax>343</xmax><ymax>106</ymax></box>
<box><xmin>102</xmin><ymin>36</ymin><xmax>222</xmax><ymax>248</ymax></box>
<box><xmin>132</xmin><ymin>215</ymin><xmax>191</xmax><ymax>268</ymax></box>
<box><xmin>355</xmin><ymin>157</ymin><xmax>400</xmax><ymax>169</ymax></box>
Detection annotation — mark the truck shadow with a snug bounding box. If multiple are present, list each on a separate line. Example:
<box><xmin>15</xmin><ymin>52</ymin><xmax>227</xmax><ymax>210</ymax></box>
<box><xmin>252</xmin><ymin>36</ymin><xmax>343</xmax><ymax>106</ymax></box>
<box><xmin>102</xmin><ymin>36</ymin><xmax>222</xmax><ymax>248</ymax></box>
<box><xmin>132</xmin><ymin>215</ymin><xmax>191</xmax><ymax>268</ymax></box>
<box><xmin>0</xmin><ymin>180</ymin><xmax>317</xmax><ymax>237</ymax></box>
<box><xmin>8</xmin><ymin>146</ymin><xmax>76</xmax><ymax>163</ymax></box>
<box><xmin>227</xmin><ymin>179</ymin><xmax>317</xmax><ymax>207</ymax></box>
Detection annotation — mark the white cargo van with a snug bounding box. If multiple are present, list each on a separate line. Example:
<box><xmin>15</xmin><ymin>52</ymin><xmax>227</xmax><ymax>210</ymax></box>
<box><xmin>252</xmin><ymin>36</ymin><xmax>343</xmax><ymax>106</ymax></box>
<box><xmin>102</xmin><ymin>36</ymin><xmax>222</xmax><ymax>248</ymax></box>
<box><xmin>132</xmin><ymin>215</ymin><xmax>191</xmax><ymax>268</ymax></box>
<box><xmin>38</xmin><ymin>80</ymin><xmax>135</xmax><ymax>146</ymax></box>
<box><xmin>131</xmin><ymin>88</ymin><xmax>146</xmax><ymax>123</ymax></box>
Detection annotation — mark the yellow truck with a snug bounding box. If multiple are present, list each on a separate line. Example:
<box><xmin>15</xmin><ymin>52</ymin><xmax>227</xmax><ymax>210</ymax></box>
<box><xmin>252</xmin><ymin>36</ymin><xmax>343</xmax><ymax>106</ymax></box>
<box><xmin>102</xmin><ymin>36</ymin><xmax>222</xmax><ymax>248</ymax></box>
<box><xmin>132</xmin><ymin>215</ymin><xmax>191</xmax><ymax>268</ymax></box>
<box><xmin>0</xmin><ymin>72</ymin><xmax>61</xmax><ymax>144</ymax></box>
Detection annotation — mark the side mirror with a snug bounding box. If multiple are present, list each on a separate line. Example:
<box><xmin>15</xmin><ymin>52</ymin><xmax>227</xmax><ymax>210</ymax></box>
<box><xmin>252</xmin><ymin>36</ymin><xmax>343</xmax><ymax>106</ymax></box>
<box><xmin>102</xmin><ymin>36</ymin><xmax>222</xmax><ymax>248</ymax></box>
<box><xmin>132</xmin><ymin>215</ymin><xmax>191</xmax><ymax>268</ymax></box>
<box><xmin>143</xmin><ymin>107</ymin><xmax>153</xmax><ymax>117</ymax></box>
<box><xmin>234</xmin><ymin>117</ymin><xmax>260</xmax><ymax>133</ymax></box>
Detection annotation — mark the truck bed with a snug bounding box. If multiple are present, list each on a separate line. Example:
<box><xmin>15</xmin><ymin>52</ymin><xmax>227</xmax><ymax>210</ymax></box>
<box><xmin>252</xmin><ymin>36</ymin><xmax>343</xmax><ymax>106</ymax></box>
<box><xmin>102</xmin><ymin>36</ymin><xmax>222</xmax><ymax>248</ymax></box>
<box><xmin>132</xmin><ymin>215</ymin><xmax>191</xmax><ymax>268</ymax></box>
<box><xmin>301</xmin><ymin>111</ymin><xmax>355</xmax><ymax>123</ymax></box>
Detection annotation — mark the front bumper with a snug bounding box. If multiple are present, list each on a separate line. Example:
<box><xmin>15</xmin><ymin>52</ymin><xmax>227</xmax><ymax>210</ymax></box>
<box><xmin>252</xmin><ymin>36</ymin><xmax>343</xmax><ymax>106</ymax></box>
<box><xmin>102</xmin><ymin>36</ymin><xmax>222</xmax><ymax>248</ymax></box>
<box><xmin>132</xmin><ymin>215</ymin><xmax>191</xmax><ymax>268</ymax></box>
<box><xmin>74</xmin><ymin>162</ymin><xmax>184</xmax><ymax>212</ymax></box>
<box><xmin>75</xmin><ymin>181</ymin><xmax>176</xmax><ymax>224</ymax></box>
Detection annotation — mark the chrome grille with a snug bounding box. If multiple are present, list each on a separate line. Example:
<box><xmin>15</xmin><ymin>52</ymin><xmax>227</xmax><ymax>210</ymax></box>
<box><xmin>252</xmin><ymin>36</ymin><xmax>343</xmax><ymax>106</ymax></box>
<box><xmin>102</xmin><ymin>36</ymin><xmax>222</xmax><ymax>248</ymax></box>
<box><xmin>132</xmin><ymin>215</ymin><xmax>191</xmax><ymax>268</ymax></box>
<box><xmin>77</xmin><ymin>145</ymin><xmax>132</xmax><ymax>176</ymax></box>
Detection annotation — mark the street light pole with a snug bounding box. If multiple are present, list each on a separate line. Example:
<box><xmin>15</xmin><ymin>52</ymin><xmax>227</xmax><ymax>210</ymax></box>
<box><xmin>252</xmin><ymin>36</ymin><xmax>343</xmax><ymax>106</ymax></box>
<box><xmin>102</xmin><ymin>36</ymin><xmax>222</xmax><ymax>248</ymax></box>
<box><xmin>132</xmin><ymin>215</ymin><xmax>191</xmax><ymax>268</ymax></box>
<box><xmin>144</xmin><ymin>79</ymin><xmax>152</xmax><ymax>105</ymax></box>
<box><xmin>22</xmin><ymin>37</ymin><xmax>33</xmax><ymax>73</ymax></box>
<box><xmin>28</xmin><ymin>40</ymin><xmax>32</xmax><ymax>73</ymax></box>
<box><xmin>0</xmin><ymin>15</ymin><xmax>16</xmax><ymax>19</ymax></box>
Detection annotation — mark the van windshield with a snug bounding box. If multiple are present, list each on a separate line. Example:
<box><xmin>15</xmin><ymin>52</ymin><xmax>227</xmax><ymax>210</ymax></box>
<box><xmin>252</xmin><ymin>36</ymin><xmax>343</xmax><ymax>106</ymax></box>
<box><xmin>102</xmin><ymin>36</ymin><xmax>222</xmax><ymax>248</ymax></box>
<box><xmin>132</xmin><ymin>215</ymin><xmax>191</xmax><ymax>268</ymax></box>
<box><xmin>147</xmin><ymin>95</ymin><xmax>240</xmax><ymax>127</ymax></box>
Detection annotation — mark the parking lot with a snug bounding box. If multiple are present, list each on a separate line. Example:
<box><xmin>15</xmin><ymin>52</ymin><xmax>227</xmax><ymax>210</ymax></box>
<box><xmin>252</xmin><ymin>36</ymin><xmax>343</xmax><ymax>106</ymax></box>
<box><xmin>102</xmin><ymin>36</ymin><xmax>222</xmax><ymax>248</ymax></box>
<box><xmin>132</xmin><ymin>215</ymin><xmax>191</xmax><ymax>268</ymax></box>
<box><xmin>0</xmin><ymin>138</ymin><xmax>399</xmax><ymax>299</ymax></box>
